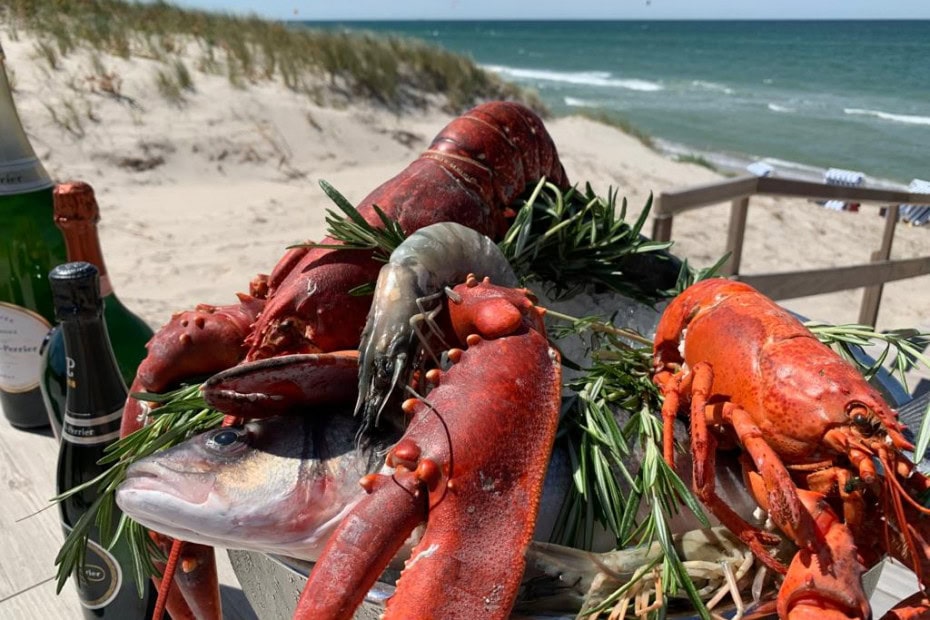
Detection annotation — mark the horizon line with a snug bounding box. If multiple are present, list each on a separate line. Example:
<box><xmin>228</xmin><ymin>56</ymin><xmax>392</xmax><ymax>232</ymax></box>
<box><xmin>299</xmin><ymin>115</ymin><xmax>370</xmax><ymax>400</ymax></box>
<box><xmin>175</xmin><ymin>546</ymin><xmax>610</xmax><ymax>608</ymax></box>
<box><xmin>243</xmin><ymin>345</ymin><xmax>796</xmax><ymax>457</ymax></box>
<box><xmin>286</xmin><ymin>17</ymin><xmax>930</xmax><ymax>22</ymax></box>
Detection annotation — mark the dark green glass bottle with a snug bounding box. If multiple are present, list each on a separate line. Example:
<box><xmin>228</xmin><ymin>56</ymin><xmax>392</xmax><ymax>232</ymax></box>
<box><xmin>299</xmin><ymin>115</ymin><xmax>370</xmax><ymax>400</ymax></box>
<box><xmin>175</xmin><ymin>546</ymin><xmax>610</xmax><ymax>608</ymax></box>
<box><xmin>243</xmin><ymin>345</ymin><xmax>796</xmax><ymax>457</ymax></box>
<box><xmin>50</xmin><ymin>261</ymin><xmax>157</xmax><ymax>618</ymax></box>
<box><xmin>40</xmin><ymin>182</ymin><xmax>154</xmax><ymax>439</ymax></box>
<box><xmin>0</xmin><ymin>40</ymin><xmax>67</xmax><ymax>428</ymax></box>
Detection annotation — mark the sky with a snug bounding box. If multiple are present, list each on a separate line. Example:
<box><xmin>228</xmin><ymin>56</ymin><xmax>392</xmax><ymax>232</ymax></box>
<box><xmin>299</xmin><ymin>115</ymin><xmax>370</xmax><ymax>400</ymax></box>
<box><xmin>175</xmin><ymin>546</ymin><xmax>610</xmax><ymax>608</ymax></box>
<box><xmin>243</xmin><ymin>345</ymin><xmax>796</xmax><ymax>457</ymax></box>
<box><xmin>168</xmin><ymin>0</ymin><xmax>930</xmax><ymax>21</ymax></box>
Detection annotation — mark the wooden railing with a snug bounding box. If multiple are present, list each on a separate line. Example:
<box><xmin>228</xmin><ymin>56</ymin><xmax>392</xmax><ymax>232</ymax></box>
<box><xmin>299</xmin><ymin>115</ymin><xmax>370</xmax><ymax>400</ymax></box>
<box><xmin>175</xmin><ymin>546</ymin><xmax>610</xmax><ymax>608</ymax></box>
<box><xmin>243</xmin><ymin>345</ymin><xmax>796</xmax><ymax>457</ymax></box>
<box><xmin>651</xmin><ymin>175</ymin><xmax>930</xmax><ymax>326</ymax></box>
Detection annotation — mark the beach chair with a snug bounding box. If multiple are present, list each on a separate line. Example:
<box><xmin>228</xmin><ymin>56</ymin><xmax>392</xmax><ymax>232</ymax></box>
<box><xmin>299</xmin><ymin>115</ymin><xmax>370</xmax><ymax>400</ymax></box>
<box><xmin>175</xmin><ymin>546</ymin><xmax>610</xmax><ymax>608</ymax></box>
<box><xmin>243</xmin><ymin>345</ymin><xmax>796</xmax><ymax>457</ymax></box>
<box><xmin>899</xmin><ymin>179</ymin><xmax>930</xmax><ymax>226</ymax></box>
<box><xmin>746</xmin><ymin>161</ymin><xmax>775</xmax><ymax>177</ymax></box>
<box><xmin>822</xmin><ymin>167</ymin><xmax>864</xmax><ymax>212</ymax></box>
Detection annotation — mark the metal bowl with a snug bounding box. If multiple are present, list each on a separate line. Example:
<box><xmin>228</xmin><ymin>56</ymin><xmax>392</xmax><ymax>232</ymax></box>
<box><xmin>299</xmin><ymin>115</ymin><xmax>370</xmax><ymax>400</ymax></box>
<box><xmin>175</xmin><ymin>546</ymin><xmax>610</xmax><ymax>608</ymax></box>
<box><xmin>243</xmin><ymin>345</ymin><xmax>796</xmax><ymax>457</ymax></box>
<box><xmin>227</xmin><ymin>546</ymin><xmax>913</xmax><ymax>620</ymax></box>
<box><xmin>227</xmin><ymin>549</ymin><xmax>765</xmax><ymax>619</ymax></box>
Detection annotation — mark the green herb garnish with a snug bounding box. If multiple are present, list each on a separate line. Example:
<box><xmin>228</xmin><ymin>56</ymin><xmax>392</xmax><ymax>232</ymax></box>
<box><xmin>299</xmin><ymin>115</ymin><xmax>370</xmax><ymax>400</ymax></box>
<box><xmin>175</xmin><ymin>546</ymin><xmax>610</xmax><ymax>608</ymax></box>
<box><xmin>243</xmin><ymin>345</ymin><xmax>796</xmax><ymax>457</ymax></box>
<box><xmin>54</xmin><ymin>385</ymin><xmax>224</xmax><ymax>594</ymax></box>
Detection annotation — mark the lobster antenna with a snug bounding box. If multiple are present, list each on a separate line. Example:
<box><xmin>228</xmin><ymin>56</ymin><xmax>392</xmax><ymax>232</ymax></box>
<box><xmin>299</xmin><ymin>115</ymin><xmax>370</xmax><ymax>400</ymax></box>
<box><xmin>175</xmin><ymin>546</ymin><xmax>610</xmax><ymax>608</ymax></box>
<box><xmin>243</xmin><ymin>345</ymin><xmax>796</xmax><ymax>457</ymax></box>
<box><xmin>884</xmin><ymin>460</ymin><xmax>926</xmax><ymax>588</ymax></box>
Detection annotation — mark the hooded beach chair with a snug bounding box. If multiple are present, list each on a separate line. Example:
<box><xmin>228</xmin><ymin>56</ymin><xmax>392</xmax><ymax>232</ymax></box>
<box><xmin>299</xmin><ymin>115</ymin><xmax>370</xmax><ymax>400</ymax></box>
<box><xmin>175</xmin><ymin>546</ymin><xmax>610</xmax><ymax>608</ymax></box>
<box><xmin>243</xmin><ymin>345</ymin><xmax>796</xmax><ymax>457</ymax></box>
<box><xmin>746</xmin><ymin>161</ymin><xmax>775</xmax><ymax>177</ymax></box>
<box><xmin>822</xmin><ymin>167</ymin><xmax>865</xmax><ymax>212</ymax></box>
<box><xmin>899</xmin><ymin>179</ymin><xmax>930</xmax><ymax>226</ymax></box>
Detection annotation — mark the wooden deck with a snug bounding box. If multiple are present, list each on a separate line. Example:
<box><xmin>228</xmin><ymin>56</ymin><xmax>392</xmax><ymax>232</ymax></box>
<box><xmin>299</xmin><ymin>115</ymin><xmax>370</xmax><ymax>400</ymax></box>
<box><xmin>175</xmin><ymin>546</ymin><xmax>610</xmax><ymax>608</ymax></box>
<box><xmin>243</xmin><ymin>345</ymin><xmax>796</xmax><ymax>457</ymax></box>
<box><xmin>0</xmin><ymin>399</ymin><xmax>257</xmax><ymax>620</ymax></box>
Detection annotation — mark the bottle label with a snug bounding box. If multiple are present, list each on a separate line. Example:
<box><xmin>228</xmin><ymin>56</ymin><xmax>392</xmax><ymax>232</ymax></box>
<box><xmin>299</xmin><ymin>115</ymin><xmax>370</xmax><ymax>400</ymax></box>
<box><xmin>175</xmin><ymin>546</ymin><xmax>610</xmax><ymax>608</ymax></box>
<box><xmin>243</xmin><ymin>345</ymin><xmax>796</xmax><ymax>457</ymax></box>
<box><xmin>0</xmin><ymin>302</ymin><xmax>51</xmax><ymax>393</ymax></box>
<box><xmin>62</xmin><ymin>525</ymin><xmax>123</xmax><ymax>609</ymax></box>
<box><xmin>62</xmin><ymin>403</ymin><xmax>123</xmax><ymax>445</ymax></box>
<box><xmin>0</xmin><ymin>156</ymin><xmax>53</xmax><ymax>195</ymax></box>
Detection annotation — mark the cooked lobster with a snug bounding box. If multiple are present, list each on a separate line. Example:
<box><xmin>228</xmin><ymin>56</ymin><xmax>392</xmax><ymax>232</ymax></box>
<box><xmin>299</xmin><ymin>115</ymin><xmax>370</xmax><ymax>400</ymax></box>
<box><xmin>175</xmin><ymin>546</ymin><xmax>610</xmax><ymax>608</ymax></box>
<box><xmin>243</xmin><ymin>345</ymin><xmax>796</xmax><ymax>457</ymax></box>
<box><xmin>654</xmin><ymin>278</ymin><xmax>930</xmax><ymax>619</ymax></box>
<box><xmin>119</xmin><ymin>101</ymin><xmax>570</xmax><ymax>619</ymax></box>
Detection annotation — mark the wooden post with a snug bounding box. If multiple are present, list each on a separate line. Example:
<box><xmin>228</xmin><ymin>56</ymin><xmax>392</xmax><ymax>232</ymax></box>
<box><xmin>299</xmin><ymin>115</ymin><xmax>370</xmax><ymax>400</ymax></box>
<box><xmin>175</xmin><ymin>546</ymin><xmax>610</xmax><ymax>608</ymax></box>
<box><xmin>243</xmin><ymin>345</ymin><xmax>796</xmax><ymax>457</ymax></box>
<box><xmin>722</xmin><ymin>196</ymin><xmax>750</xmax><ymax>276</ymax></box>
<box><xmin>858</xmin><ymin>204</ymin><xmax>900</xmax><ymax>326</ymax></box>
<box><xmin>652</xmin><ymin>215</ymin><xmax>673</xmax><ymax>242</ymax></box>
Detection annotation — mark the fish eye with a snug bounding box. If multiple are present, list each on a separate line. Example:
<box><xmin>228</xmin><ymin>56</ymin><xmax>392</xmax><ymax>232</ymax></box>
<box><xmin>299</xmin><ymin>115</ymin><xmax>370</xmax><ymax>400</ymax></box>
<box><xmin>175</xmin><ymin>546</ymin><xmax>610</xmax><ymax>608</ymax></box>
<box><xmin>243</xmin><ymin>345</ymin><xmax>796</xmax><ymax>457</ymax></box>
<box><xmin>205</xmin><ymin>427</ymin><xmax>248</xmax><ymax>454</ymax></box>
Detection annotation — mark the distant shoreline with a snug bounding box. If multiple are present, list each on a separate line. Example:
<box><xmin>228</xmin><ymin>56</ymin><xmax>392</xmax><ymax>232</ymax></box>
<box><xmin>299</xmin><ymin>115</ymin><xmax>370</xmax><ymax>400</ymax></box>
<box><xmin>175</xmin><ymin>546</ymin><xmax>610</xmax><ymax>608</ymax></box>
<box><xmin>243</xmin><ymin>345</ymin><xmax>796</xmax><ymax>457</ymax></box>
<box><xmin>314</xmin><ymin>20</ymin><xmax>928</xmax><ymax>186</ymax></box>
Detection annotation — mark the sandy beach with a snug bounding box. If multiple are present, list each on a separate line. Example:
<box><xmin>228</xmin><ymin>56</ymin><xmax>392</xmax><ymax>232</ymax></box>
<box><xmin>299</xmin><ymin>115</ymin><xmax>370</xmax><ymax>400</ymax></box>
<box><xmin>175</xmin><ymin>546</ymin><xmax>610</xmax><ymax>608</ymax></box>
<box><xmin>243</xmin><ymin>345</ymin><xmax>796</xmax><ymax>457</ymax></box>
<box><xmin>4</xmin><ymin>30</ymin><xmax>929</xmax><ymax>371</ymax></box>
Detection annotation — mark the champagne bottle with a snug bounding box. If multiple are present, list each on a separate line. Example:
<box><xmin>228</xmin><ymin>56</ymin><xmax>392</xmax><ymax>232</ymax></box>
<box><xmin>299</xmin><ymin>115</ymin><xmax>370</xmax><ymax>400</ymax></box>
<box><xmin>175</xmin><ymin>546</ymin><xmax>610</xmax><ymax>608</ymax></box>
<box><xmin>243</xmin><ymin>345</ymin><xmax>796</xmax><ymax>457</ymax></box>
<box><xmin>50</xmin><ymin>261</ymin><xmax>156</xmax><ymax>618</ymax></box>
<box><xmin>0</xmin><ymin>39</ymin><xmax>67</xmax><ymax>428</ymax></box>
<box><xmin>40</xmin><ymin>182</ymin><xmax>154</xmax><ymax>439</ymax></box>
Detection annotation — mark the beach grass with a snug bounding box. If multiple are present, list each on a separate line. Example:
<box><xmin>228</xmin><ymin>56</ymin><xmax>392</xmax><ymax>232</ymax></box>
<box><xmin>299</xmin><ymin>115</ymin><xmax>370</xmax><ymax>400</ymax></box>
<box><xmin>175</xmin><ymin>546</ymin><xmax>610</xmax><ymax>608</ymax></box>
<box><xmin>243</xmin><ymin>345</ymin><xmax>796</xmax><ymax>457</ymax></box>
<box><xmin>674</xmin><ymin>153</ymin><xmax>718</xmax><ymax>172</ymax></box>
<box><xmin>0</xmin><ymin>0</ymin><xmax>544</xmax><ymax>115</ymax></box>
<box><xmin>574</xmin><ymin>109</ymin><xmax>655</xmax><ymax>149</ymax></box>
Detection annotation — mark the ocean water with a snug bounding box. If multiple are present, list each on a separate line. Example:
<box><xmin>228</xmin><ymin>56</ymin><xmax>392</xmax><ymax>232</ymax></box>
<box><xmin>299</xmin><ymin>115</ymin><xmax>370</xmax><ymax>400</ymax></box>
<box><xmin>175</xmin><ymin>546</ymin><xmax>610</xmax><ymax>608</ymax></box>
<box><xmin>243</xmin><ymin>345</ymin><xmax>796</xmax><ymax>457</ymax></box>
<box><xmin>306</xmin><ymin>20</ymin><xmax>930</xmax><ymax>185</ymax></box>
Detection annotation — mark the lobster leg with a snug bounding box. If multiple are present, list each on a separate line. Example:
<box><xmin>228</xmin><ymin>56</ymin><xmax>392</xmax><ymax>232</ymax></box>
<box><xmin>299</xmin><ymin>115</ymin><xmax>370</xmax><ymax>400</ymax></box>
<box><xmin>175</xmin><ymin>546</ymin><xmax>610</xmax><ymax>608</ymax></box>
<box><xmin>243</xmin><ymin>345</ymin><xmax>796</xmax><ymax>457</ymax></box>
<box><xmin>663</xmin><ymin>362</ymin><xmax>786</xmax><ymax>573</ymax></box>
<box><xmin>881</xmin><ymin>592</ymin><xmax>930</xmax><ymax>620</ymax></box>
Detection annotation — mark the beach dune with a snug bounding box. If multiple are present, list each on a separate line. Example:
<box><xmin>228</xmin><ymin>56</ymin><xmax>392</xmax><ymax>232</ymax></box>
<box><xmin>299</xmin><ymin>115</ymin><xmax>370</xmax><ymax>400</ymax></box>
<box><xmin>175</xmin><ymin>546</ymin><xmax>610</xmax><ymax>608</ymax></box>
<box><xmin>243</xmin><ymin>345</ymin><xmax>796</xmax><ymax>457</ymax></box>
<box><xmin>3</xmin><ymin>27</ymin><xmax>927</xmax><ymax>357</ymax></box>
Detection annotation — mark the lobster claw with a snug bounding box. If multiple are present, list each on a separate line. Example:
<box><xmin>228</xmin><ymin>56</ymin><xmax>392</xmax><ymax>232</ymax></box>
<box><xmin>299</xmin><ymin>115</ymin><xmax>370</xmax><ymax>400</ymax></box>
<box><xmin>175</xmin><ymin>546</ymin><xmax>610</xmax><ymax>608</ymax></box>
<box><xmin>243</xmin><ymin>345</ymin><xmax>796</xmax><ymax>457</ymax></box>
<box><xmin>295</xmin><ymin>278</ymin><xmax>562</xmax><ymax>620</ymax></box>
<box><xmin>776</xmin><ymin>488</ymin><xmax>870</xmax><ymax>620</ymax></box>
<box><xmin>201</xmin><ymin>352</ymin><xmax>359</xmax><ymax>419</ymax></box>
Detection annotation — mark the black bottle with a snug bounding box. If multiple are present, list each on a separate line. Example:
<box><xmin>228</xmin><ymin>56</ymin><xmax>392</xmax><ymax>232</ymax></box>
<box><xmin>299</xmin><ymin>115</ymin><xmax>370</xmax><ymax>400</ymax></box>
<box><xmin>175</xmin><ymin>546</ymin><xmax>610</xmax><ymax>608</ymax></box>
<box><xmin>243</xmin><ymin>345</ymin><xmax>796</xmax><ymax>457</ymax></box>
<box><xmin>50</xmin><ymin>261</ymin><xmax>156</xmax><ymax>618</ymax></box>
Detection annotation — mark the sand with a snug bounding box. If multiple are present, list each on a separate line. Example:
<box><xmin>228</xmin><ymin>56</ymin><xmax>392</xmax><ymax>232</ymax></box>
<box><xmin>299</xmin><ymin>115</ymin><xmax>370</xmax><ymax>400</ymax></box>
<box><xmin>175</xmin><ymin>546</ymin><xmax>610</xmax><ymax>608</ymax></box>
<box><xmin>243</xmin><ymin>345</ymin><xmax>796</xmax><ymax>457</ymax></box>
<box><xmin>4</xmin><ymin>33</ymin><xmax>928</xmax><ymax>389</ymax></box>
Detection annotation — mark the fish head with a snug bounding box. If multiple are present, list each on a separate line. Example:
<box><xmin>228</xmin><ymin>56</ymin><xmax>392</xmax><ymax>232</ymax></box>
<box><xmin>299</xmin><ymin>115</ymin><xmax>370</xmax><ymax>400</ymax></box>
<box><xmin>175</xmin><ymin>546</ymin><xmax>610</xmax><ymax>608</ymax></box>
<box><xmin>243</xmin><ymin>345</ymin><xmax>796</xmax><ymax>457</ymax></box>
<box><xmin>116</xmin><ymin>412</ymin><xmax>373</xmax><ymax>560</ymax></box>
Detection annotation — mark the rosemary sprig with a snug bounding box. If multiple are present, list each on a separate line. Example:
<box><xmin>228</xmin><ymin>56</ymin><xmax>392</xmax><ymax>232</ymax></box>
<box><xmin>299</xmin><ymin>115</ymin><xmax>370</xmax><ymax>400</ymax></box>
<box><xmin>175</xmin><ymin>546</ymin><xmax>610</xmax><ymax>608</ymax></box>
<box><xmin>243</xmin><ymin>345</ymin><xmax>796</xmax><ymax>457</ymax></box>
<box><xmin>292</xmin><ymin>180</ymin><xmax>406</xmax><ymax>259</ymax></box>
<box><xmin>53</xmin><ymin>385</ymin><xmax>224</xmax><ymax>594</ymax></box>
<box><xmin>499</xmin><ymin>179</ymin><xmax>676</xmax><ymax>304</ymax></box>
<box><xmin>549</xmin><ymin>311</ymin><xmax>710</xmax><ymax>619</ymax></box>
<box><xmin>289</xmin><ymin>180</ymin><xmax>407</xmax><ymax>297</ymax></box>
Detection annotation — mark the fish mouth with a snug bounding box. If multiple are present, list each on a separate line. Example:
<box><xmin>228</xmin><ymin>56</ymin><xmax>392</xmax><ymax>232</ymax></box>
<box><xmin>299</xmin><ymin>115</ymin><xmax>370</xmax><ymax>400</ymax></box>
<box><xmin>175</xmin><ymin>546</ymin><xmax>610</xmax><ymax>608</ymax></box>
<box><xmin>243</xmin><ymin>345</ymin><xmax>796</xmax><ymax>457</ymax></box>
<box><xmin>117</xmin><ymin>461</ymin><xmax>218</xmax><ymax>517</ymax></box>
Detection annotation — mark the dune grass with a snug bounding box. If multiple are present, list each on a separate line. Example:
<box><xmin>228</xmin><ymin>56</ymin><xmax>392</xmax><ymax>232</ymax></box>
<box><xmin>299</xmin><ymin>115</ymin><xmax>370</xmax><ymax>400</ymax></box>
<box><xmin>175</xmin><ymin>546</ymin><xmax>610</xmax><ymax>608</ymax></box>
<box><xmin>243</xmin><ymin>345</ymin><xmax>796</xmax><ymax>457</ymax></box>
<box><xmin>0</xmin><ymin>0</ymin><xmax>545</xmax><ymax>114</ymax></box>
<box><xmin>674</xmin><ymin>153</ymin><xmax>718</xmax><ymax>172</ymax></box>
<box><xmin>574</xmin><ymin>109</ymin><xmax>655</xmax><ymax>150</ymax></box>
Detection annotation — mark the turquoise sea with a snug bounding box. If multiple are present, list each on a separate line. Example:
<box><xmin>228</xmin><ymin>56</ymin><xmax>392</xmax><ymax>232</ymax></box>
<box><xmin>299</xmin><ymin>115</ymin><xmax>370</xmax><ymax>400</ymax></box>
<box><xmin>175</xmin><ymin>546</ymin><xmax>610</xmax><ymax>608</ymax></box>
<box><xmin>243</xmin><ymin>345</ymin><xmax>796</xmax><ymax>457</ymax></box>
<box><xmin>307</xmin><ymin>20</ymin><xmax>930</xmax><ymax>185</ymax></box>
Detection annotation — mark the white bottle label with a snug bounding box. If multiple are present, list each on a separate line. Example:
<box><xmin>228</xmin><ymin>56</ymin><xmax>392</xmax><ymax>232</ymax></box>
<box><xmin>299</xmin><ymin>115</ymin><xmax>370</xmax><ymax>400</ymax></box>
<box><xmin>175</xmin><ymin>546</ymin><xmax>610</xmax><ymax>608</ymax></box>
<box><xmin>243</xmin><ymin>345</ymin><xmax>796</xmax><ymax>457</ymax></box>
<box><xmin>0</xmin><ymin>156</ymin><xmax>53</xmax><ymax>195</ymax></box>
<box><xmin>0</xmin><ymin>302</ymin><xmax>51</xmax><ymax>393</ymax></box>
<box><xmin>62</xmin><ymin>525</ymin><xmax>123</xmax><ymax>609</ymax></box>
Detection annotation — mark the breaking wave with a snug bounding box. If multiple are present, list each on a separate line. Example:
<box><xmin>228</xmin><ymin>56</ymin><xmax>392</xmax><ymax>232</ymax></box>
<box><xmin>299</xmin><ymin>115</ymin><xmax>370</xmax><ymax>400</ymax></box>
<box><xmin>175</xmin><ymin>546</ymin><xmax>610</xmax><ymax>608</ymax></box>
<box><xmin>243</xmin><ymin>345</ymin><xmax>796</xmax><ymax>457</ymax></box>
<box><xmin>844</xmin><ymin>108</ymin><xmax>930</xmax><ymax>126</ymax></box>
<box><xmin>483</xmin><ymin>65</ymin><xmax>663</xmax><ymax>91</ymax></box>
<box><xmin>767</xmin><ymin>103</ymin><xmax>793</xmax><ymax>113</ymax></box>
<box><xmin>691</xmin><ymin>80</ymin><xmax>733</xmax><ymax>94</ymax></box>
<box><xmin>564</xmin><ymin>96</ymin><xmax>599</xmax><ymax>107</ymax></box>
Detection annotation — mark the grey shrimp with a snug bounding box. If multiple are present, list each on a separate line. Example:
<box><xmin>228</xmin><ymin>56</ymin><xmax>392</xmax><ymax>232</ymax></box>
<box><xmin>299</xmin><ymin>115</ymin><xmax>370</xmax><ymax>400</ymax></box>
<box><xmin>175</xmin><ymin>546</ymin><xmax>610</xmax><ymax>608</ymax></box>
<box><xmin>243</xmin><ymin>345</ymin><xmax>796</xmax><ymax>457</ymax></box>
<box><xmin>355</xmin><ymin>221</ymin><xmax>518</xmax><ymax>432</ymax></box>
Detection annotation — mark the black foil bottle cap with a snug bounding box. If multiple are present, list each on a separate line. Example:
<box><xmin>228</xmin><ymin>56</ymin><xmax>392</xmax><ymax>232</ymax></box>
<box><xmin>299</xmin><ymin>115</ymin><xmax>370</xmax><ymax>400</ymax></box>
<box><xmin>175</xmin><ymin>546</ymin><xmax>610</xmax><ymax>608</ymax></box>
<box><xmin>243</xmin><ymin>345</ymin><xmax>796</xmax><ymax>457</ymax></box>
<box><xmin>49</xmin><ymin>261</ymin><xmax>103</xmax><ymax>320</ymax></box>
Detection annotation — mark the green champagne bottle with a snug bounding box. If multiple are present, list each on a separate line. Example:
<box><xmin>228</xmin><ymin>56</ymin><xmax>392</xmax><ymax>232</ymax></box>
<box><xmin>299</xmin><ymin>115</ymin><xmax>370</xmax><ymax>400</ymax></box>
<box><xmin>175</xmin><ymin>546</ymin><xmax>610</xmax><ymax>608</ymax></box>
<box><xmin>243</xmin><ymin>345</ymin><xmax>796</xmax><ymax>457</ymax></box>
<box><xmin>0</xmin><ymin>39</ymin><xmax>67</xmax><ymax>428</ymax></box>
<box><xmin>40</xmin><ymin>182</ymin><xmax>154</xmax><ymax>439</ymax></box>
<box><xmin>51</xmin><ymin>261</ymin><xmax>157</xmax><ymax>618</ymax></box>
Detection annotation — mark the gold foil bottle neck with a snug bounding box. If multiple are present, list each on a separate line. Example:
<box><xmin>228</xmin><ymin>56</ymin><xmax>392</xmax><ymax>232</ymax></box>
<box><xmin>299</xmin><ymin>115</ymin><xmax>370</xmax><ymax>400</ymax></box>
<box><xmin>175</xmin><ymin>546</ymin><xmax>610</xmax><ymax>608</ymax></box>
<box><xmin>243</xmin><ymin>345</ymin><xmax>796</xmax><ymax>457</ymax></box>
<box><xmin>54</xmin><ymin>181</ymin><xmax>101</xmax><ymax>224</ymax></box>
<box><xmin>0</xmin><ymin>44</ymin><xmax>53</xmax><ymax>196</ymax></box>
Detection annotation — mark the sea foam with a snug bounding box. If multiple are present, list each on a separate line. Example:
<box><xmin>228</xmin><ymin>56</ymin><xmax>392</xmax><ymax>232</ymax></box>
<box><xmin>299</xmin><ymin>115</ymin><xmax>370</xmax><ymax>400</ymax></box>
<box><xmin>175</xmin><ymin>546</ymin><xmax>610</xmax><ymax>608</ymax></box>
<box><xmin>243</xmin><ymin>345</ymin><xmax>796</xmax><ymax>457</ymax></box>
<box><xmin>564</xmin><ymin>97</ymin><xmax>599</xmax><ymax>108</ymax></box>
<box><xmin>845</xmin><ymin>108</ymin><xmax>930</xmax><ymax>126</ymax></box>
<box><xmin>483</xmin><ymin>65</ymin><xmax>663</xmax><ymax>91</ymax></box>
<box><xmin>691</xmin><ymin>80</ymin><xmax>733</xmax><ymax>95</ymax></box>
<box><xmin>767</xmin><ymin>103</ymin><xmax>793</xmax><ymax>113</ymax></box>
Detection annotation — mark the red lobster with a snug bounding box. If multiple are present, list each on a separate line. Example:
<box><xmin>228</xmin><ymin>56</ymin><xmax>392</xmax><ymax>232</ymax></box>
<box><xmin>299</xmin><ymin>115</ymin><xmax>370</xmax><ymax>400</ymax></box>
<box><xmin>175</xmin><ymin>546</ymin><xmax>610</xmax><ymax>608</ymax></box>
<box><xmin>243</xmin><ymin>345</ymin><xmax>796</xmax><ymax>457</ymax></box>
<box><xmin>294</xmin><ymin>274</ymin><xmax>562</xmax><ymax>619</ymax></box>
<box><xmin>119</xmin><ymin>101</ymin><xmax>569</xmax><ymax>619</ymax></box>
<box><xmin>653</xmin><ymin>278</ymin><xmax>930</xmax><ymax>619</ymax></box>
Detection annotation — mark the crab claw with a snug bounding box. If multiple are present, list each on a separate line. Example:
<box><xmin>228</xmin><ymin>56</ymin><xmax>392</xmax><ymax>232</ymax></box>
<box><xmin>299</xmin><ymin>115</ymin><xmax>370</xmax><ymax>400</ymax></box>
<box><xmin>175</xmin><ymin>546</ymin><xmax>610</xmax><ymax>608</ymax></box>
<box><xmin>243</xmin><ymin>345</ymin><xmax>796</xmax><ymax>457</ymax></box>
<box><xmin>201</xmin><ymin>352</ymin><xmax>359</xmax><ymax>419</ymax></box>
<box><xmin>295</xmin><ymin>279</ymin><xmax>562</xmax><ymax>620</ymax></box>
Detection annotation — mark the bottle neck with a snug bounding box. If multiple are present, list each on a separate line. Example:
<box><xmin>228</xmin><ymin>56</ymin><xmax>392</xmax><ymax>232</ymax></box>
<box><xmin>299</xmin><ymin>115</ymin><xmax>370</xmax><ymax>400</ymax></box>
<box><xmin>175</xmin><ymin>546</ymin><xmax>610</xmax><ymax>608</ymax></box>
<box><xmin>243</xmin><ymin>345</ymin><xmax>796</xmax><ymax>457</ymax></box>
<box><xmin>55</xmin><ymin>219</ymin><xmax>113</xmax><ymax>296</ymax></box>
<box><xmin>0</xmin><ymin>54</ymin><xmax>53</xmax><ymax>195</ymax></box>
<box><xmin>60</xmin><ymin>314</ymin><xmax>126</xmax><ymax>445</ymax></box>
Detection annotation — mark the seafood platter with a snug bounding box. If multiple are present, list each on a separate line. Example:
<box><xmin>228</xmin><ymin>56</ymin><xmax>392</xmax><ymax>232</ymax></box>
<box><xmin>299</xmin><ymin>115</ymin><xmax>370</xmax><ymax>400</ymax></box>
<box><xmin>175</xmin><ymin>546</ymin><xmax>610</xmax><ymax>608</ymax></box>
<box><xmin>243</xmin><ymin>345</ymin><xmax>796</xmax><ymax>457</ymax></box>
<box><xmin>81</xmin><ymin>101</ymin><xmax>930</xmax><ymax>619</ymax></box>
